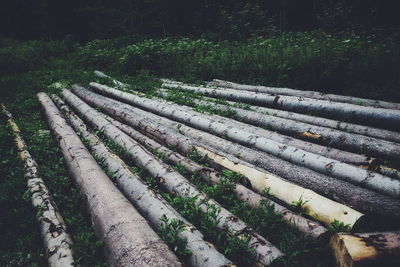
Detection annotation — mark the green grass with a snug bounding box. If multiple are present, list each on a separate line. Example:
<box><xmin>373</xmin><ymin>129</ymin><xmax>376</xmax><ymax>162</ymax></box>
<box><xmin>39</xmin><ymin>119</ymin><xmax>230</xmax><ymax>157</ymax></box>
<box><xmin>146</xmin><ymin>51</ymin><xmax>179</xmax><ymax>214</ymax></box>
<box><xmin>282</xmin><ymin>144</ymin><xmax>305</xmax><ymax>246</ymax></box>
<box><xmin>1</xmin><ymin>30</ymin><xmax>397</xmax><ymax>265</ymax></box>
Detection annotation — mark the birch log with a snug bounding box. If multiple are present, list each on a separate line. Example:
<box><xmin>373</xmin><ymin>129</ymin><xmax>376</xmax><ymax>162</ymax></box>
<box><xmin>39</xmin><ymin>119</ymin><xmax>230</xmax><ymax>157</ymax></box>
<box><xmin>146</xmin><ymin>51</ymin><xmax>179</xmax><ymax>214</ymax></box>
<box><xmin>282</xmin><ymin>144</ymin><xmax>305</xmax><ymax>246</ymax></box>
<box><xmin>51</xmin><ymin>95</ymin><xmax>232</xmax><ymax>267</ymax></box>
<box><xmin>37</xmin><ymin>93</ymin><xmax>182</xmax><ymax>267</ymax></box>
<box><xmin>165</xmin><ymin>95</ymin><xmax>400</xmax><ymax>161</ymax></box>
<box><xmin>330</xmin><ymin>231</ymin><xmax>400</xmax><ymax>267</ymax></box>
<box><xmin>87</xmin><ymin>83</ymin><xmax>400</xmax><ymax>199</ymax></box>
<box><xmin>161</xmin><ymin>83</ymin><xmax>400</xmax><ymax>130</ymax></box>
<box><xmin>94</xmin><ymin>70</ymin><xmax>130</xmax><ymax>88</ymax></box>
<box><xmin>69</xmin><ymin>88</ymin><xmax>400</xmax><ymax>223</ymax></box>
<box><xmin>156</xmin><ymin>89</ymin><xmax>375</xmax><ymax>166</ymax></box>
<box><xmin>61</xmin><ymin>89</ymin><xmax>284</xmax><ymax>266</ymax></box>
<box><xmin>1</xmin><ymin>104</ymin><xmax>75</xmax><ymax>267</ymax></box>
<box><xmin>96</xmin><ymin>109</ymin><xmax>329</xmax><ymax>241</ymax></box>
<box><xmin>207</xmin><ymin>79</ymin><xmax>400</xmax><ymax>110</ymax></box>
<box><xmin>67</xmin><ymin>87</ymin><xmax>368</xmax><ymax>229</ymax></box>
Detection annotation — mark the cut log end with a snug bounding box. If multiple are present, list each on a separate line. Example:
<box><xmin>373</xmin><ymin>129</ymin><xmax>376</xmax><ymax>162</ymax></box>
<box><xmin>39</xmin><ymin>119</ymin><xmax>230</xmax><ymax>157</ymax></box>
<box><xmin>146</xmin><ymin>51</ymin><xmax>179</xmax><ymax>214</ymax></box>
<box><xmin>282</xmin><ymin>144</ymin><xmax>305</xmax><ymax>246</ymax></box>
<box><xmin>330</xmin><ymin>232</ymin><xmax>400</xmax><ymax>267</ymax></box>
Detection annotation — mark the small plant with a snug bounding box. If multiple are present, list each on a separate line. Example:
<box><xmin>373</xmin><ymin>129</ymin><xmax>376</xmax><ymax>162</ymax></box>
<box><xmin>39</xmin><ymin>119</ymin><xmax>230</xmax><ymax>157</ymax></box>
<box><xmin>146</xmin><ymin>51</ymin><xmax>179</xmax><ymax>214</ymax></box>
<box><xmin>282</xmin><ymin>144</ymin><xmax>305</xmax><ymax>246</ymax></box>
<box><xmin>157</xmin><ymin>215</ymin><xmax>192</xmax><ymax>258</ymax></box>
<box><xmin>291</xmin><ymin>197</ymin><xmax>309</xmax><ymax>216</ymax></box>
<box><xmin>328</xmin><ymin>219</ymin><xmax>351</xmax><ymax>233</ymax></box>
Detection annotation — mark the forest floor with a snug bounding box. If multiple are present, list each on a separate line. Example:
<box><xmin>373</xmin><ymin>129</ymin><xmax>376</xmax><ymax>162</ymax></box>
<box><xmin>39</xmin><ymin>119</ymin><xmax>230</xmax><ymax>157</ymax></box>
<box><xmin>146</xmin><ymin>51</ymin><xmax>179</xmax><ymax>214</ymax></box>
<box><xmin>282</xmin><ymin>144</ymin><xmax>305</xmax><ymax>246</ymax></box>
<box><xmin>1</xmin><ymin>31</ymin><xmax>399</xmax><ymax>266</ymax></box>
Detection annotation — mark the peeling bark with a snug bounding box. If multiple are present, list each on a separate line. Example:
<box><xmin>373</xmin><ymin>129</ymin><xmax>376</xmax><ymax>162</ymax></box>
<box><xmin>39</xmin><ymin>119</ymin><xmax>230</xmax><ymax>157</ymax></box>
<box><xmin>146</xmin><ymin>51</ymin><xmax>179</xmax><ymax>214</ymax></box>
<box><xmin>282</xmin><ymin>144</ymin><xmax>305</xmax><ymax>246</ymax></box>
<box><xmin>330</xmin><ymin>231</ymin><xmax>400</xmax><ymax>267</ymax></box>
<box><xmin>161</xmin><ymin>83</ymin><xmax>400</xmax><ymax>131</ymax></box>
<box><xmin>51</xmin><ymin>95</ymin><xmax>232</xmax><ymax>267</ymax></box>
<box><xmin>37</xmin><ymin>93</ymin><xmax>182</xmax><ymax>267</ymax></box>
<box><xmin>88</xmin><ymin>83</ymin><xmax>400</xmax><ymax>199</ymax></box>
<box><xmin>1</xmin><ymin>103</ymin><xmax>75</xmax><ymax>267</ymax></box>
<box><xmin>61</xmin><ymin>89</ymin><xmax>284</xmax><ymax>266</ymax></box>
<box><xmin>208</xmin><ymin>79</ymin><xmax>400</xmax><ymax>110</ymax></box>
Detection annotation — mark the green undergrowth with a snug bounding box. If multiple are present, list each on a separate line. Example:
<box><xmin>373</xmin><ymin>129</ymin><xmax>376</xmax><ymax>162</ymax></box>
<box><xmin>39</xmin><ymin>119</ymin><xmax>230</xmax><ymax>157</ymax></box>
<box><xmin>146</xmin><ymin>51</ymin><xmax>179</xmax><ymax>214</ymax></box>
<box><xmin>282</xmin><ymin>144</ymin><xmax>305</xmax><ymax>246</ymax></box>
<box><xmin>0</xmin><ymin>69</ymin><xmax>110</xmax><ymax>265</ymax></box>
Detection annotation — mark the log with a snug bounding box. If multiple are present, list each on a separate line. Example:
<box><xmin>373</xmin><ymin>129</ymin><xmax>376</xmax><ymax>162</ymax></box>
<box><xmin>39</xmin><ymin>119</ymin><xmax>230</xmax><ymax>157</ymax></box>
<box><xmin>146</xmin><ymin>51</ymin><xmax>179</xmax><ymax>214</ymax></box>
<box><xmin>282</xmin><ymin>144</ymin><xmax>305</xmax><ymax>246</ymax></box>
<box><xmin>161</xmin><ymin>83</ymin><xmax>400</xmax><ymax>131</ymax></box>
<box><xmin>165</xmin><ymin>95</ymin><xmax>400</xmax><ymax>161</ymax></box>
<box><xmin>68</xmin><ymin>86</ymin><xmax>367</xmax><ymax>229</ymax></box>
<box><xmin>88</xmin><ymin>83</ymin><xmax>400</xmax><ymax>199</ymax></box>
<box><xmin>51</xmin><ymin>95</ymin><xmax>232</xmax><ymax>267</ymax></box>
<box><xmin>94</xmin><ymin>70</ymin><xmax>129</xmax><ymax>88</ymax></box>
<box><xmin>1</xmin><ymin>104</ymin><xmax>75</xmax><ymax>267</ymax></box>
<box><xmin>330</xmin><ymin>231</ymin><xmax>400</xmax><ymax>267</ymax></box>
<box><xmin>95</xmin><ymin>108</ymin><xmax>329</xmax><ymax>241</ymax></box>
<box><xmin>61</xmin><ymin>89</ymin><xmax>285</xmax><ymax>266</ymax></box>
<box><xmin>37</xmin><ymin>93</ymin><xmax>182</xmax><ymax>267</ymax></box>
<box><xmin>156</xmin><ymin>89</ymin><xmax>375</xmax><ymax>166</ymax></box>
<box><xmin>159</xmin><ymin>87</ymin><xmax>400</xmax><ymax>144</ymax></box>
<box><xmin>69</xmin><ymin>88</ymin><xmax>400</xmax><ymax>223</ymax></box>
<box><xmin>208</xmin><ymin>79</ymin><xmax>400</xmax><ymax>110</ymax></box>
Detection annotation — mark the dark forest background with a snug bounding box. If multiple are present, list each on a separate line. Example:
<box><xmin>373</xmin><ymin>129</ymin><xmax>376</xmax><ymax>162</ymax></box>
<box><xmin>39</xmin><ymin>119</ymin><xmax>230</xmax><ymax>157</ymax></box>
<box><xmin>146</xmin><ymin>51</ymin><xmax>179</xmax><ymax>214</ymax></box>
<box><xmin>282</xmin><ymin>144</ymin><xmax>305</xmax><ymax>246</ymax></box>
<box><xmin>1</xmin><ymin>0</ymin><xmax>399</xmax><ymax>41</ymax></box>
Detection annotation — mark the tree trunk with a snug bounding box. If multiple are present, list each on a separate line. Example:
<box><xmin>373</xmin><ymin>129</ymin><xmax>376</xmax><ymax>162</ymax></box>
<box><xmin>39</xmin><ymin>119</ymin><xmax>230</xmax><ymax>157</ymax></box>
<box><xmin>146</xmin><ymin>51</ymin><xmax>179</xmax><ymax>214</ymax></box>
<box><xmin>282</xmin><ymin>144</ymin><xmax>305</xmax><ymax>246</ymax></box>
<box><xmin>166</xmin><ymin>95</ymin><xmax>400</xmax><ymax>161</ymax></box>
<box><xmin>330</xmin><ymin>231</ymin><xmax>400</xmax><ymax>267</ymax></box>
<box><xmin>161</xmin><ymin>83</ymin><xmax>400</xmax><ymax>131</ymax></box>
<box><xmin>61</xmin><ymin>89</ymin><xmax>284</xmax><ymax>266</ymax></box>
<box><xmin>94</xmin><ymin>70</ymin><xmax>129</xmax><ymax>88</ymax></box>
<box><xmin>68</xmin><ymin>86</ymin><xmax>368</xmax><ymax>229</ymax></box>
<box><xmin>1</xmin><ymin>104</ymin><xmax>75</xmax><ymax>267</ymax></box>
<box><xmin>88</xmin><ymin>83</ymin><xmax>400</xmax><ymax>199</ymax></box>
<box><xmin>69</xmin><ymin>87</ymin><xmax>400</xmax><ymax>225</ymax></box>
<box><xmin>37</xmin><ymin>93</ymin><xmax>182</xmax><ymax>267</ymax></box>
<box><xmin>156</xmin><ymin>89</ymin><xmax>375</xmax><ymax>166</ymax></box>
<box><xmin>208</xmin><ymin>79</ymin><xmax>400</xmax><ymax>110</ymax></box>
<box><xmin>51</xmin><ymin>95</ymin><xmax>232</xmax><ymax>267</ymax></box>
<box><xmin>95</xmin><ymin>107</ymin><xmax>329</xmax><ymax>241</ymax></box>
<box><xmin>158</xmin><ymin>88</ymin><xmax>400</xmax><ymax>143</ymax></box>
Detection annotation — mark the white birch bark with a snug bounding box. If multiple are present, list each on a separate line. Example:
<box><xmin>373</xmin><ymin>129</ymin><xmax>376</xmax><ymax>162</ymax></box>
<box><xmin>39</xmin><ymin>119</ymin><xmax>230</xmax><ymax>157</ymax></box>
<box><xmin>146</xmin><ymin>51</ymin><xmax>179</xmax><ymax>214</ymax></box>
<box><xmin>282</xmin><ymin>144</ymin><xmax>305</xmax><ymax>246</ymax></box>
<box><xmin>88</xmin><ymin>83</ymin><xmax>400</xmax><ymax>199</ymax></box>
<box><xmin>208</xmin><ymin>79</ymin><xmax>400</xmax><ymax>110</ymax></box>
<box><xmin>66</xmin><ymin>87</ymin><xmax>370</xmax><ymax>229</ymax></box>
<box><xmin>37</xmin><ymin>93</ymin><xmax>182</xmax><ymax>267</ymax></box>
<box><xmin>161</xmin><ymin>83</ymin><xmax>400</xmax><ymax>131</ymax></box>
<box><xmin>61</xmin><ymin>89</ymin><xmax>285</xmax><ymax>266</ymax></box>
<box><xmin>1</xmin><ymin>104</ymin><xmax>75</xmax><ymax>267</ymax></box>
<box><xmin>51</xmin><ymin>95</ymin><xmax>232</xmax><ymax>267</ymax></box>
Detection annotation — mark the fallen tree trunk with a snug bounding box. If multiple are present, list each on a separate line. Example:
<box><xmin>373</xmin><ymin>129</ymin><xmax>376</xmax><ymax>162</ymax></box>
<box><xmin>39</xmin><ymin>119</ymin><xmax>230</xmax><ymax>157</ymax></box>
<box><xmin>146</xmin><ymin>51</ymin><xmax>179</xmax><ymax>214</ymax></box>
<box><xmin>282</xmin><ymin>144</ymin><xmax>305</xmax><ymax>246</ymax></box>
<box><xmin>1</xmin><ymin>104</ymin><xmax>75</xmax><ymax>267</ymax></box>
<box><xmin>161</xmin><ymin>83</ymin><xmax>400</xmax><ymax>143</ymax></box>
<box><xmin>70</xmin><ymin>88</ymin><xmax>400</xmax><ymax>224</ymax></box>
<box><xmin>51</xmin><ymin>95</ymin><xmax>232</xmax><ymax>267</ymax></box>
<box><xmin>94</xmin><ymin>70</ymin><xmax>130</xmax><ymax>89</ymax></box>
<box><xmin>208</xmin><ymin>79</ymin><xmax>400</xmax><ymax>110</ymax></box>
<box><xmin>37</xmin><ymin>93</ymin><xmax>182</xmax><ymax>267</ymax></box>
<box><xmin>161</xmin><ymin>83</ymin><xmax>400</xmax><ymax>131</ymax></box>
<box><xmin>165</xmin><ymin>95</ymin><xmax>400</xmax><ymax>161</ymax></box>
<box><xmin>330</xmin><ymin>231</ymin><xmax>400</xmax><ymax>267</ymax></box>
<box><xmin>69</xmin><ymin>87</ymin><xmax>367</xmax><ymax>229</ymax></box>
<box><xmin>88</xmin><ymin>83</ymin><xmax>400</xmax><ymax>199</ymax></box>
<box><xmin>61</xmin><ymin>89</ymin><xmax>284</xmax><ymax>266</ymax></box>
<box><xmin>95</xmin><ymin>109</ymin><xmax>329</xmax><ymax>241</ymax></box>
<box><xmin>156</xmin><ymin>89</ymin><xmax>375</xmax><ymax>166</ymax></box>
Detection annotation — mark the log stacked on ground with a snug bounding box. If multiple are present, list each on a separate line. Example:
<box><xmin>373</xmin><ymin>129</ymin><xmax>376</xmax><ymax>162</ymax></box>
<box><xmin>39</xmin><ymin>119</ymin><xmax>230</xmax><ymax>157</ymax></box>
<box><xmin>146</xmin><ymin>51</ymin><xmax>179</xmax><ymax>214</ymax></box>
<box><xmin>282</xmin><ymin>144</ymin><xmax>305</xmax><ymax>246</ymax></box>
<box><xmin>160</xmin><ymin>93</ymin><xmax>400</xmax><ymax>161</ymax></box>
<box><xmin>95</xmin><ymin>107</ymin><xmax>329</xmax><ymax>241</ymax></box>
<box><xmin>51</xmin><ymin>95</ymin><xmax>232</xmax><ymax>267</ymax></box>
<box><xmin>88</xmin><ymin>83</ymin><xmax>400</xmax><ymax>199</ymax></box>
<box><xmin>207</xmin><ymin>79</ymin><xmax>400</xmax><ymax>110</ymax></box>
<box><xmin>68</xmin><ymin>86</ymin><xmax>369</xmax><ymax>229</ymax></box>
<box><xmin>70</xmin><ymin>86</ymin><xmax>400</xmax><ymax>225</ymax></box>
<box><xmin>161</xmin><ymin>83</ymin><xmax>400</xmax><ymax>131</ymax></box>
<box><xmin>1</xmin><ymin>103</ymin><xmax>75</xmax><ymax>267</ymax></box>
<box><xmin>61</xmin><ymin>89</ymin><xmax>284</xmax><ymax>266</ymax></box>
<box><xmin>330</xmin><ymin>231</ymin><xmax>400</xmax><ymax>267</ymax></box>
<box><xmin>37</xmin><ymin>93</ymin><xmax>182</xmax><ymax>267</ymax></box>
